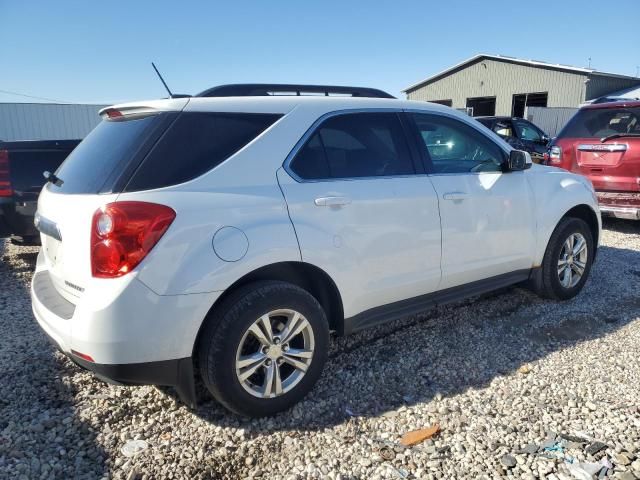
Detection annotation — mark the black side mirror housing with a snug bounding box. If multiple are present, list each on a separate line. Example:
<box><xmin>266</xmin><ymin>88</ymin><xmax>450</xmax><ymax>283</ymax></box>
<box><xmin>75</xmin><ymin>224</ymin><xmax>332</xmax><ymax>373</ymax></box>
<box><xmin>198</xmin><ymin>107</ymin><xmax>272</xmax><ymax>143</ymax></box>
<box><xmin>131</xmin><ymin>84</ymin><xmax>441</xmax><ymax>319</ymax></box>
<box><xmin>506</xmin><ymin>150</ymin><xmax>532</xmax><ymax>171</ymax></box>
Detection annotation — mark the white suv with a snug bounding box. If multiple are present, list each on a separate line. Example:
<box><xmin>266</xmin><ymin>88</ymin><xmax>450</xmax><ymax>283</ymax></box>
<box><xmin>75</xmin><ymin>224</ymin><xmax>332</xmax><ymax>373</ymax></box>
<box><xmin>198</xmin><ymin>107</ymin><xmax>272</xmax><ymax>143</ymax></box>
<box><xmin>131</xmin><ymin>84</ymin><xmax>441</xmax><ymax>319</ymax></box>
<box><xmin>31</xmin><ymin>84</ymin><xmax>600</xmax><ymax>417</ymax></box>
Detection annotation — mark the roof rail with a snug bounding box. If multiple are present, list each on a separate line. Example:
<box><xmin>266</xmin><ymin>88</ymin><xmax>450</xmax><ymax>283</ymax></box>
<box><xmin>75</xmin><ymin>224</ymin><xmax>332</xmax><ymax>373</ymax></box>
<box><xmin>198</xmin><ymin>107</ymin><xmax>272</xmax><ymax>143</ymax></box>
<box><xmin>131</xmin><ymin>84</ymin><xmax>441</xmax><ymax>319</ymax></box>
<box><xmin>196</xmin><ymin>84</ymin><xmax>395</xmax><ymax>99</ymax></box>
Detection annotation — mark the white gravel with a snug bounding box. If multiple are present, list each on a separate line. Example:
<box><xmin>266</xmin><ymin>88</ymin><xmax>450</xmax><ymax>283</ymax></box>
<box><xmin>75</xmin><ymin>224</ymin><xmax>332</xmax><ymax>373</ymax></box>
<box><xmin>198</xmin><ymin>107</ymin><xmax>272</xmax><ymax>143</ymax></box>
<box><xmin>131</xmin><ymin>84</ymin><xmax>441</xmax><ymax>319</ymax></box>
<box><xmin>1</xmin><ymin>219</ymin><xmax>639</xmax><ymax>480</ymax></box>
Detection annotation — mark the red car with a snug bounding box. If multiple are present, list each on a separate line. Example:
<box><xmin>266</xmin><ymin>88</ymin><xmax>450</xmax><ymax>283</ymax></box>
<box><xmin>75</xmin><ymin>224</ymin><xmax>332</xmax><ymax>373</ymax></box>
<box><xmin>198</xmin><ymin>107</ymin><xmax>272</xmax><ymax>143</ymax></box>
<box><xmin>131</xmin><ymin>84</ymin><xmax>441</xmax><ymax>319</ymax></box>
<box><xmin>545</xmin><ymin>100</ymin><xmax>640</xmax><ymax>220</ymax></box>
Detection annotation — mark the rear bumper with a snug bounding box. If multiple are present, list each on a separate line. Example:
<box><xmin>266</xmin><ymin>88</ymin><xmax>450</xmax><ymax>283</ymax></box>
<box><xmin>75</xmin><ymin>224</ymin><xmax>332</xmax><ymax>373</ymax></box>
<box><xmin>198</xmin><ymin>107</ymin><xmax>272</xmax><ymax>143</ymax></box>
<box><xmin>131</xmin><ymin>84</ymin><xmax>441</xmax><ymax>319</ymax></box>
<box><xmin>597</xmin><ymin>192</ymin><xmax>640</xmax><ymax>220</ymax></box>
<box><xmin>599</xmin><ymin>206</ymin><xmax>640</xmax><ymax>220</ymax></box>
<box><xmin>31</xmin><ymin>251</ymin><xmax>222</xmax><ymax>406</ymax></box>
<box><xmin>0</xmin><ymin>198</ymin><xmax>39</xmax><ymax>240</ymax></box>
<box><xmin>39</xmin><ymin>324</ymin><xmax>197</xmax><ymax>407</ymax></box>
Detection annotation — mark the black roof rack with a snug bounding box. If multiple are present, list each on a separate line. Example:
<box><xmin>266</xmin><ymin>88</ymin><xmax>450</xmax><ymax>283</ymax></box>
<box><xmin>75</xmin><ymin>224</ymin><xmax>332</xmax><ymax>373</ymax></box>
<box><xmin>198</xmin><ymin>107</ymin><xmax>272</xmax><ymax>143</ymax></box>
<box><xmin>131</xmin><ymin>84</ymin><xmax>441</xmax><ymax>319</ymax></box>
<box><xmin>196</xmin><ymin>84</ymin><xmax>395</xmax><ymax>99</ymax></box>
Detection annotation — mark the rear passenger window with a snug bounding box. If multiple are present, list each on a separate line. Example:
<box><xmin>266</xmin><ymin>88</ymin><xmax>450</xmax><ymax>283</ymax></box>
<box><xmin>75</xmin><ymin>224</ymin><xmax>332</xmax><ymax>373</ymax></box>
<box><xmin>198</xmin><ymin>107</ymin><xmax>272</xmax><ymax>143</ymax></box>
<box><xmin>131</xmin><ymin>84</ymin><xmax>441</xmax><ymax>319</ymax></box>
<box><xmin>125</xmin><ymin>112</ymin><xmax>281</xmax><ymax>191</ymax></box>
<box><xmin>289</xmin><ymin>112</ymin><xmax>414</xmax><ymax>180</ymax></box>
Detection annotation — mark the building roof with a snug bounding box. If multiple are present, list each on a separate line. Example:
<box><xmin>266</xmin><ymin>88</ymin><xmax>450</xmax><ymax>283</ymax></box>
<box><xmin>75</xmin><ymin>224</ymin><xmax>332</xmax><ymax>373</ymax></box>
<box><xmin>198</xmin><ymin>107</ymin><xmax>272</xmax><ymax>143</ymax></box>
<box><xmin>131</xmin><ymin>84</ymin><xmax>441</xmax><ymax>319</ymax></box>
<box><xmin>0</xmin><ymin>102</ymin><xmax>108</xmax><ymax>141</ymax></box>
<box><xmin>403</xmin><ymin>54</ymin><xmax>640</xmax><ymax>93</ymax></box>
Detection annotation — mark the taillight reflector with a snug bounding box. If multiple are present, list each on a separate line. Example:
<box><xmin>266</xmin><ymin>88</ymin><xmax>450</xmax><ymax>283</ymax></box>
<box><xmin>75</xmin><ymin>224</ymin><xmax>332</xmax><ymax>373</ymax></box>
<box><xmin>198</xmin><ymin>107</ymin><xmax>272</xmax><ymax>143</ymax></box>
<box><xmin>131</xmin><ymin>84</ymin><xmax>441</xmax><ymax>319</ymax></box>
<box><xmin>91</xmin><ymin>201</ymin><xmax>176</xmax><ymax>278</ymax></box>
<box><xmin>71</xmin><ymin>350</ymin><xmax>95</xmax><ymax>363</ymax></box>
<box><xmin>0</xmin><ymin>150</ymin><xmax>12</xmax><ymax>197</ymax></box>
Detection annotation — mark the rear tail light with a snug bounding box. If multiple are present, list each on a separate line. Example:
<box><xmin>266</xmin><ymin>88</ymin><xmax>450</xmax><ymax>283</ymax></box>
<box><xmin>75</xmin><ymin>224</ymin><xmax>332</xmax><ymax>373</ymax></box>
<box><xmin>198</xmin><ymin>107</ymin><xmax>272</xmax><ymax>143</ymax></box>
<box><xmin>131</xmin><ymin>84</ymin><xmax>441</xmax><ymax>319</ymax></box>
<box><xmin>548</xmin><ymin>146</ymin><xmax>562</xmax><ymax>164</ymax></box>
<box><xmin>91</xmin><ymin>201</ymin><xmax>176</xmax><ymax>278</ymax></box>
<box><xmin>0</xmin><ymin>150</ymin><xmax>12</xmax><ymax>197</ymax></box>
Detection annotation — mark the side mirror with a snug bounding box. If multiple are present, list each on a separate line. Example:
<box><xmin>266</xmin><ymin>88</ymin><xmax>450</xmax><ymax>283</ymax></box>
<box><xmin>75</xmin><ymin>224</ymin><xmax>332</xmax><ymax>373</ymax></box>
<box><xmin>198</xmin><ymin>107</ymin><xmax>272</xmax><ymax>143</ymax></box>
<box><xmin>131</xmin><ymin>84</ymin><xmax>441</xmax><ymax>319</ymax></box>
<box><xmin>540</xmin><ymin>134</ymin><xmax>550</xmax><ymax>144</ymax></box>
<box><xmin>506</xmin><ymin>150</ymin><xmax>532</xmax><ymax>171</ymax></box>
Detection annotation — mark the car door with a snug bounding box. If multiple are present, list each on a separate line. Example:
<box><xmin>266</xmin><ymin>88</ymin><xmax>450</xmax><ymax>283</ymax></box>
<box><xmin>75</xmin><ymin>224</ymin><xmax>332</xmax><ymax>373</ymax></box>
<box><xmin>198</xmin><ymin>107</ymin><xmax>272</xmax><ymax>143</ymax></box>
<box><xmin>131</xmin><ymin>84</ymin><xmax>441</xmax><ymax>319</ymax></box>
<box><xmin>409</xmin><ymin>111</ymin><xmax>536</xmax><ymax>290</ymax></box>
<box><xmin>512</xmin><ymin>118</ymin><xmax>548</xmax><ymax>160</ymax></box>
<box><xmin>277</xmin><ymin>111</ymin><xmax>442</xmax><ymax>321</ymax></box>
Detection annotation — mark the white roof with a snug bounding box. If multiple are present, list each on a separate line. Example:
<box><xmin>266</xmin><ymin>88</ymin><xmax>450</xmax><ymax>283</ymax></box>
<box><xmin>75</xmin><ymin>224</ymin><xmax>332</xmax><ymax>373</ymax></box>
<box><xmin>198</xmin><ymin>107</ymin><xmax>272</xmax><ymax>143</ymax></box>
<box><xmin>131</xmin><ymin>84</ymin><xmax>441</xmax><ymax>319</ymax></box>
<box><xmin>109</xmin><ymin>95</ymin><xmax>456</xmax><ymax>116</ymax></box>
<box><xmin>403</xmin><ymin>54</ymin><xmax>639</xmax><ymax>92</ymax></box>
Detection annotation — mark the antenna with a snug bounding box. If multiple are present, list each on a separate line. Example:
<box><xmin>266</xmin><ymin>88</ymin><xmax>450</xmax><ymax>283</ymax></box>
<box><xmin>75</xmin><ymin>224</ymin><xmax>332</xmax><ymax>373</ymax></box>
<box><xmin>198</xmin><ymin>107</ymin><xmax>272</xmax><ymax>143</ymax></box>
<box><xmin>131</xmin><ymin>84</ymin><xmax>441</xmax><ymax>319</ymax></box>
<box><xmin>151</xmin><ymin>62</ymin><xmax>174</xmax><ymax>98</ymax></box>
<box><xmin>588</xmin><ymin>57</ymin><xmax>592</xmax><ymax>69</ymax></box>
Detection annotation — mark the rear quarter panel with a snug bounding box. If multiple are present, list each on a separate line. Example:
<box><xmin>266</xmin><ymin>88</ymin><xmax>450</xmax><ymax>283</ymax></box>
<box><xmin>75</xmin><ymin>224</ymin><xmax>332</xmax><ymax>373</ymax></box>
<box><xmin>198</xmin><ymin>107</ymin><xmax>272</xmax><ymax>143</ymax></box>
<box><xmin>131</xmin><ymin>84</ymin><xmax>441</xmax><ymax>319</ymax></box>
<box><xmin>117</xmin><ymin>185</ymin><xmax>301</xmax><ymax>296</ymax></box>
<box><xmin>114</xmin><ymin>107</ymin><xmax>324</xmax><ymax>296</ymax></box>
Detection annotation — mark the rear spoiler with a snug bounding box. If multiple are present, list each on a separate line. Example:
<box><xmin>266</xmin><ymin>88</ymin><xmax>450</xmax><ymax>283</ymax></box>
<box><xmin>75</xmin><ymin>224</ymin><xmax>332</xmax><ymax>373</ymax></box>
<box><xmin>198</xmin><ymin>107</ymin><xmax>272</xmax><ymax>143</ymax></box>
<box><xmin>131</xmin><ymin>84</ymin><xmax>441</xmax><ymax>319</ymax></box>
<box><xmin>99</xmin><ymin>98</ymin><xmax>190</xmax><ymax>119</ymax></box>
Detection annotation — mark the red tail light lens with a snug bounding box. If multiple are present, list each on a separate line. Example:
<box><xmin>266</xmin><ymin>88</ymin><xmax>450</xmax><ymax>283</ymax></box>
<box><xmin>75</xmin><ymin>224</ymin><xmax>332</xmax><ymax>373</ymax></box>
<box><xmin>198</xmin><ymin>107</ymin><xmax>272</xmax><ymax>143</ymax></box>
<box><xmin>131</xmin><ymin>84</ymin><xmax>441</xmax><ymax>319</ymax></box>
<box><xmin>104</xmin><ymin>108</ymin><xmax>124</xmax><ymax>119</ymax></box>
<box><xmin>0</xmin><ymin>150</ymin><xmax>12</xmax><ymax>197</ymax></box>
<box><xmin>91</xmin><ymin>201</ymin><xmax>176</xmax><ymax>278</ymax></box>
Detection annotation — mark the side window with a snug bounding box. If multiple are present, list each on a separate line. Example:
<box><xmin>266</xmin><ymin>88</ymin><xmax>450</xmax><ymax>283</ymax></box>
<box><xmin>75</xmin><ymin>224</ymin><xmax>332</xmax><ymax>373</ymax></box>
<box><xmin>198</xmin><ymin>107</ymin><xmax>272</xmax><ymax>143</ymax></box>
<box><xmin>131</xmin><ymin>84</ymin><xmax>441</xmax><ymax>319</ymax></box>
<box><xmin>125</xmin><ymin>112</ymin><xmax>282</xmax><ymax>191</ymax></box>
<box><xmin>289</xmin><ymin>112</ymin><xmax>414</xmax><ymax>180</ymax></box>
<box><xmin>513</xmin><ymin>119</ymin><xmax>542</xmax><ymax>142</ymax></box>
<box><xmin>412</xmin><ymin>113</ymin><xmax>505</xmax><ymax>174</ymax></box>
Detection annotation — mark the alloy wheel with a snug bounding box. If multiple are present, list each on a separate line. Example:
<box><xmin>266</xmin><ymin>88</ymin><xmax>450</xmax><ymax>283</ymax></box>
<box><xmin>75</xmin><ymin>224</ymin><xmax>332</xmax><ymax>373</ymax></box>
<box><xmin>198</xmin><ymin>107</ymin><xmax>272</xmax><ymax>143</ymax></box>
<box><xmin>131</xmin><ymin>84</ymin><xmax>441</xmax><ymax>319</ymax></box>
<box><xmin>557</xmin><ymin>232</ymin><xmax>588</xmax><ymax>288</ymax></box>
<box><xmin>235</xmin><ymin>309</ymin><xmax>315</xmax><ymax>398</ymax></box>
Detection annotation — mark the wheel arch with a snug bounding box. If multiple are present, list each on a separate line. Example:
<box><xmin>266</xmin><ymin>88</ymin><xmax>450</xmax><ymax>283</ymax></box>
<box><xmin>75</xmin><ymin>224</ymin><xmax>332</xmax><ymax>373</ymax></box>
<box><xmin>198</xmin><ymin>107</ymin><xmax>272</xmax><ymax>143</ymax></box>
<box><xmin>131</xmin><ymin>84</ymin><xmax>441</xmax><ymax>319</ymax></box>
<box><xmin>193</xmin><ymin>261</ymin><xmax>345</xmax><ymax>358</ymax></box>
<box><xmin>562</xmin><ymin>204</ymin><xmax>600</xmax><ymax>255</ymax></box>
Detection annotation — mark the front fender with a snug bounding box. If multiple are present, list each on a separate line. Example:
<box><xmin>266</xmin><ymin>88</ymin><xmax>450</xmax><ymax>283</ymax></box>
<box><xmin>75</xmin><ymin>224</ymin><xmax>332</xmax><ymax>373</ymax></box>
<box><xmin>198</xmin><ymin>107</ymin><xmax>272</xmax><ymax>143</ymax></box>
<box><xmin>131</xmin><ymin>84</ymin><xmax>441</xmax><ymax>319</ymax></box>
<box><xmin>527</xmin><ymin>167</ymin><xmax>601</xmax><ymax>266</ymax></box>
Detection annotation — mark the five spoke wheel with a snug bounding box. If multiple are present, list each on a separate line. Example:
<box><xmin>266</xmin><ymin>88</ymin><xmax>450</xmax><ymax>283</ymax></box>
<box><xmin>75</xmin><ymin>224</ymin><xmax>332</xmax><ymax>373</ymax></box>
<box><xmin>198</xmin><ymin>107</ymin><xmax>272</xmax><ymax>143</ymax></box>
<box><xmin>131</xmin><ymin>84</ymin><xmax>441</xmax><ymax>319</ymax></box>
<box><xmin>235</xmin><ymin>309</ymin><xmax>315</xmax><ymax>398</ymax></box>
<box><xmin>557</xmin><ymin>232</ymin><xmax>588</xmax><ymax>288</ymax></box>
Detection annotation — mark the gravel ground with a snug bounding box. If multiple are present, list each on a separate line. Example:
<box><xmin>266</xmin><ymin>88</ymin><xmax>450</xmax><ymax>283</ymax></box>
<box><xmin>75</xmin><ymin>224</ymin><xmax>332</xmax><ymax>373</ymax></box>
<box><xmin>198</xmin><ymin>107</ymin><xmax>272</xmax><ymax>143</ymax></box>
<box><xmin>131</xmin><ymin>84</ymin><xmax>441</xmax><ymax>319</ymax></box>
<box><xmin>1</xmin><ymin>219</ymin><xmax>639</xmax><ymax>480</ymax></box>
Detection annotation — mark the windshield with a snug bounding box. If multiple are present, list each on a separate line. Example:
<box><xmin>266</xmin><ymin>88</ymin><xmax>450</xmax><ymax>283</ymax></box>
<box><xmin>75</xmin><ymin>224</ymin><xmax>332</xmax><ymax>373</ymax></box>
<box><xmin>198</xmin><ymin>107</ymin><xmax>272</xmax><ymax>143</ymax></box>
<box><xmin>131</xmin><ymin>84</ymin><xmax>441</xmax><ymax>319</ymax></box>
<box><xmin>558</xmin><ymin>107</ymin><xmax>640</xmax><ymax>139</ymax></box>
<box><xmin>50</xmin><ymin>114</ymin><xmax>164</xmax><ymax>194</ymax></box>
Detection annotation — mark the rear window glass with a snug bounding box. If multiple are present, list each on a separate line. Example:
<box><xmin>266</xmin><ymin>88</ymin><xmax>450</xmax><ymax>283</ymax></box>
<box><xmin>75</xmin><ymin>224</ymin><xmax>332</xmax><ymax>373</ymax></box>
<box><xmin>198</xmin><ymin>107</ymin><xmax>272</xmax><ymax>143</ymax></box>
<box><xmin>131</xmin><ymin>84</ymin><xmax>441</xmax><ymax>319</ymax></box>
<box><xmin>559</xmin><ymin>107</ymin><xmax>640</xmax><ymax>139</ymax></box>
<box><xmin>125</xmin><ymin>112</ymin><xmax>282</xmax><ymax>191</ymax></box>
<box><xmin>51</xmin><ymin>115</ymin><xmax>161</xmax><ymax>194</ymax></box>
<box><xmin>289</xmin><ymin>112</ymin><xmax>414</xmax><ymax>180</ymax></box>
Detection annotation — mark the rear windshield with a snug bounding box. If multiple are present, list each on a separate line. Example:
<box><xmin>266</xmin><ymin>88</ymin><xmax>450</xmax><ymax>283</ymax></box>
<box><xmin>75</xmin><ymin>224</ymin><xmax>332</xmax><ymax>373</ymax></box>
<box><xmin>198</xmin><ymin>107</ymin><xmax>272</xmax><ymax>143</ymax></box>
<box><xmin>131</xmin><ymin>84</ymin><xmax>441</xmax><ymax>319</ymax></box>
<box><xmin>50</xmin><ymin>114</ymin><xmax>164</xmax><ymax>194</ymax></box>
<box><xmin>558</xmin><ymin>106</ymin><xmax>640</xmax><ymax>139</ymax></box>
<box><xmin>124</xmin><ymin>112</ymin><xmax>282</xmax><ymax>191</ymax></box>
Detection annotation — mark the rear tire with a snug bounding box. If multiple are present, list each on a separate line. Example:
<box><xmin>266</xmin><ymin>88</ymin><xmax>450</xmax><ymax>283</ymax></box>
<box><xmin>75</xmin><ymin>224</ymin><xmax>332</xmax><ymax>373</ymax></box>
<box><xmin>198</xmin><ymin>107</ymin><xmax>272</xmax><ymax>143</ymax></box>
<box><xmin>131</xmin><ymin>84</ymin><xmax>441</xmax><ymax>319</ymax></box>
<box><xmin>534</xmin><ymin>217</ymin><xmax>594</xmax><ymax>300</ymax></box>
<box><xmin>197</xmin><ymin>281</ymin><xmax>329</xmax><ymax>417</ymax></box>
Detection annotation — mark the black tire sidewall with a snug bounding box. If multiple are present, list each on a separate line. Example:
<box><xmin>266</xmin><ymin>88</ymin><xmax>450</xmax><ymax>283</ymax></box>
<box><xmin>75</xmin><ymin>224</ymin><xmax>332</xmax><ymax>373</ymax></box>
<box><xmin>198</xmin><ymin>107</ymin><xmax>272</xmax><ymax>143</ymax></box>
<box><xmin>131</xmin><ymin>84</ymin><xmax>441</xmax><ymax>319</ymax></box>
<box><xmin>199</xmin><ymin>281</ymin><xmax>329</xmax><ymax>417</ymax></box>
<box><xmin>543</xmin><ymin>217</ymin><xmax>594</xmax><ymax>300</ymax></box>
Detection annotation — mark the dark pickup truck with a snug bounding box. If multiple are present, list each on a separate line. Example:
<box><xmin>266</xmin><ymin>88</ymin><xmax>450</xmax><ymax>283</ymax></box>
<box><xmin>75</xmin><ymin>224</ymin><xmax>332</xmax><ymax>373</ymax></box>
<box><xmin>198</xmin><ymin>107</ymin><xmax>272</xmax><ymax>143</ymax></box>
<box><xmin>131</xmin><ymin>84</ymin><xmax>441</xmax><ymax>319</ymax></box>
<box><xmin>0</xmin><ymin>140</ymin><xmax>79</xmax><ymax>244</ymax></box>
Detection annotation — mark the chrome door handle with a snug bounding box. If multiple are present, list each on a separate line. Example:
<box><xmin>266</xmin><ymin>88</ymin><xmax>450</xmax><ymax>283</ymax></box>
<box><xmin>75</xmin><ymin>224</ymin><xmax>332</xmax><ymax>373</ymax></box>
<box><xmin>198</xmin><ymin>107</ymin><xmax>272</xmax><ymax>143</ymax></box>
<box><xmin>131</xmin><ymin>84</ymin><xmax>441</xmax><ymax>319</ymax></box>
<box><xmin>314</xmin><ymin>196</ymin><xmax>351</xmax><ymax>207</ymax></box>
<box><xmin>442</xmin><ymin>192</ymin><xmax>469</xmax><ymax>201</ymax></box>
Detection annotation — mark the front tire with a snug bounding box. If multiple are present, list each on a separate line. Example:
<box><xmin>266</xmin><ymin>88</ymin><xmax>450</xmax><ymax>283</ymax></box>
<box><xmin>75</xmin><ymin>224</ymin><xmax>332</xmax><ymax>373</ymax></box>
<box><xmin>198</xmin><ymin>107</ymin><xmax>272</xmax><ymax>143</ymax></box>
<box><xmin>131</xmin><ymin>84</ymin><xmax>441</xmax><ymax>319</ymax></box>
<box><xmin>197</xmin><ymin>281</ymin><xmax>329</xmax><ymax>417</ymax></box>
<box><xmin>535</xmin><ymin>217</ymin><xmax>594</xmax><ymax>300</ymax></box>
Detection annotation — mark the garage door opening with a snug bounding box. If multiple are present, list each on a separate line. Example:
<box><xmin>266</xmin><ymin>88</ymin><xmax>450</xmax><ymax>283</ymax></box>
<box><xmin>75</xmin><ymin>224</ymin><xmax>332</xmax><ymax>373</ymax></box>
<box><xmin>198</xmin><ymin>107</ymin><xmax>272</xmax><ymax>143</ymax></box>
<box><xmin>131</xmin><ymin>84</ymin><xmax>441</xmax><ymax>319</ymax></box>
<box><xmin>512</xmin><ymin>92</ymin><xmax>548</xmax><ymax>118</ymax></box>
<box><xmin>466</xmin><ymin>97</ymin><xmax>496</xmax><ymax>117</ymax></box>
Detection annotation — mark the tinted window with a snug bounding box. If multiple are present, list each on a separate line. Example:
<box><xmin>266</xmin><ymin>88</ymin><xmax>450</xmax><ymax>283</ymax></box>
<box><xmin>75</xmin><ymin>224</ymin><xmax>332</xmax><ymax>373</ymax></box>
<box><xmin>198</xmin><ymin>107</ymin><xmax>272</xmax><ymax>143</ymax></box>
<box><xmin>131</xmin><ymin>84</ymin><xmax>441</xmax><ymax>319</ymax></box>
<box><xmin>51</xmin><ymin>115</ymin><xmax>161</xmax><ymax>194</ymax></box>
<box><xmin>513</xmin><ymin>119</ymin><xmax>543</xmax><ymax>142</ymax></box>
<box><xmin>558</xmin><ymin>107</ymin><xmax>640</xmax><ymax>139</ymax></box>
<box><xmin>412</xmin><ymin>113</ymin><xmax>505</xmax><ymax>174</ymax></box>
<box><xmin>290</xmin><ymin>113</ymin><xmax>413</xmax><ymax>180</ymax></box>
<box><xmin>125</xmin><ymin>112</ymin><xmax>282</xmax><ymax>191</ymax></box>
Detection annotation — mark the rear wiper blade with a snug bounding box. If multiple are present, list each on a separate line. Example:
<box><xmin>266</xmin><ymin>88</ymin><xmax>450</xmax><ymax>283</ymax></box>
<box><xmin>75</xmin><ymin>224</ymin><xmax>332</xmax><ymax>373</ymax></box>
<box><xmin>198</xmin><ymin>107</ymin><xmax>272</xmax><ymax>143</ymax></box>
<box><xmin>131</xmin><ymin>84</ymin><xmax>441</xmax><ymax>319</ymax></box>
<box><xmin>43</xmin><ymin>170</ymin><xmax>64</xmax><ymax>187</ymax></box>
<box><xmin>600</xmin><ymin>133</ymin><xmax>640</xmax><ymax>143</ymax></box>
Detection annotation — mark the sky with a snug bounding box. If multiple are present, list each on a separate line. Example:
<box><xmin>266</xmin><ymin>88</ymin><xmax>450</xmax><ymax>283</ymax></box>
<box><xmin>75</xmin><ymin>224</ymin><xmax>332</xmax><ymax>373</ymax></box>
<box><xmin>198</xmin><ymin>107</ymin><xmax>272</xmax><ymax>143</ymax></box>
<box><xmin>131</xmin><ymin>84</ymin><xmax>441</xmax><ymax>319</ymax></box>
<box><xmin>1</xmin><ymin>0</ymin><xmax>639</xmax><ymax>104</ymax></box>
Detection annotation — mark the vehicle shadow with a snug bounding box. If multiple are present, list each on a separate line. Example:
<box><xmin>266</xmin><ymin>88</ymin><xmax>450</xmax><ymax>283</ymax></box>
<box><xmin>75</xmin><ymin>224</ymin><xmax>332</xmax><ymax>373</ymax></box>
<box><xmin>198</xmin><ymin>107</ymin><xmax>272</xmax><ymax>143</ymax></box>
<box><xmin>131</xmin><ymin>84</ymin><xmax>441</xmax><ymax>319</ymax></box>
<box><xmin>602</xmin><ymin>217</ymin><xmax>640</xmax><ymax>234</ymax></box>
<box><xmin>187</xmin><ymin>241</ymin><xmax>640</xmax><ymax>433</ymax></box>
<box><xmin>0</xmin><ymin>240</ymin><xmax>107</xmax><ymax>479</ymax></box>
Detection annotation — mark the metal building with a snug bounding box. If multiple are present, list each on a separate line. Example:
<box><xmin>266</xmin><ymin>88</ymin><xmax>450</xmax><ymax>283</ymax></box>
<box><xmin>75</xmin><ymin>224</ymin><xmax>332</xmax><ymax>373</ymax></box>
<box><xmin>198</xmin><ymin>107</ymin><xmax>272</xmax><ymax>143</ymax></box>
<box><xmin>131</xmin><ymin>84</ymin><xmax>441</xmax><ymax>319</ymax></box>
<box><xmin>0</xmin><ymin>103</ymin><xmax>108</xmax><ymax>141</ymax></box>
<box><xmin>403</xmin><ymin>54</ymin><xmax>640</xmax><ymax>117</ymax></box>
